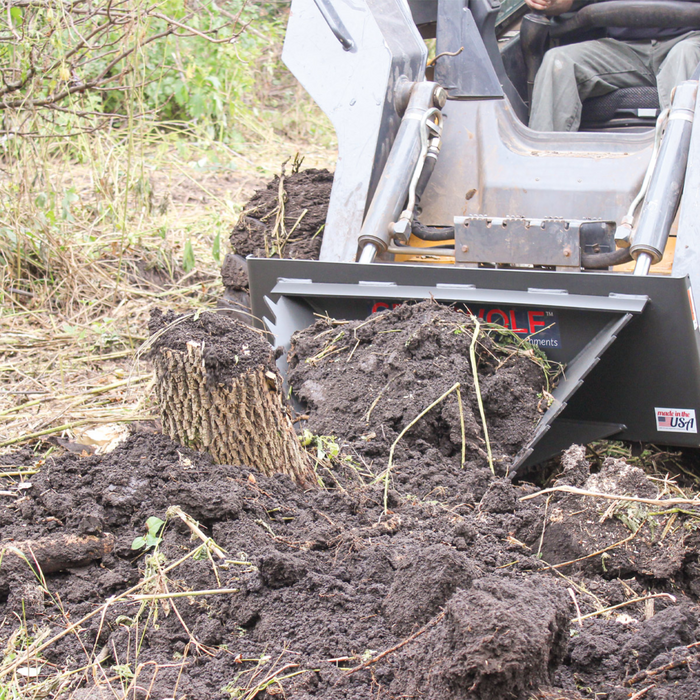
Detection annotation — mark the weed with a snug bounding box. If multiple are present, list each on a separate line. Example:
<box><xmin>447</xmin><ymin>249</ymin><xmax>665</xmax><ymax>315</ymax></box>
<box><xmin>300</xmin><ymin>430</ymin><xmax>341</xmax><ymax>462</ymax></box>
<box><xmin>111</xmin><ymin>664</ymin><xmax>134</xmax><ymax>683</ymax></box>
<box><xmin>221</xmin><ymin>652</ymin><xmax>314</xmax><ymax>700</ymax></box>
<box><xmin>131</xmin><ymin>516</ymin><xmax>166</xmax><ymax>551</ymax></box>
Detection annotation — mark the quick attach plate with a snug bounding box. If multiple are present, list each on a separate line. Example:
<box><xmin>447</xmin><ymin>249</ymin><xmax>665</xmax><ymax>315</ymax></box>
<box><xmin>454</xmin><ymin>216</ymin><xmax>583</xmax><ymax>267</ymax></box>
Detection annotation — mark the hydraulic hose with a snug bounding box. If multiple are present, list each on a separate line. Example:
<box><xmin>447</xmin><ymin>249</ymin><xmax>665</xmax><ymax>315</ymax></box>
<box><xmin>410</xmin><ymin>122</ymin><xmax>453</xmax><ymax>241</ymax></box>
<box><xmin>581</xmin><ymin>247</ymin><xmax>633</xmax><ymax>269</ymax></box>
<box><xmin>414</xmin><ymin>148</ymin><xmax>437</xmax><ymax>205</ymax></box>
<box><xmin>411</xmin><ymin>222</ymin><xmax>455</xmax><ymax>241</ymax></box>
<box><xmin>403</xmin><ymin>107</ymin><xmax>442</xmax><ymax>225</ymax></box>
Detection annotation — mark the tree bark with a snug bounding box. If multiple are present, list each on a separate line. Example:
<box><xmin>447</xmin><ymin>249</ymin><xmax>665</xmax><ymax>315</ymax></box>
<box><xmin>153</xmin><ymin>341</ymin><xmax>314</xmax><ymax>487</ymax></box>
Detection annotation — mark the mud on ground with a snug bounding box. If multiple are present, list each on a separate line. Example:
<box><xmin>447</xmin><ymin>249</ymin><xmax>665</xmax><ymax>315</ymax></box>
<box><xmin>3</xmin><ymin>436</ymin><xmax>700</xmax><ymax>700</ymax></box>
<box><xmin>2</xmin><ymin>304</ymin><xmax>700</xmax><ymax>700</ymax></box>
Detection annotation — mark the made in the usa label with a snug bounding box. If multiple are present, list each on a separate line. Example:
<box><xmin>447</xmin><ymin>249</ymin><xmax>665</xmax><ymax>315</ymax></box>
<box><xmin>655</xmin><ymin>407</ymin><xmax>697</xmax><ymax>433</ymax></box>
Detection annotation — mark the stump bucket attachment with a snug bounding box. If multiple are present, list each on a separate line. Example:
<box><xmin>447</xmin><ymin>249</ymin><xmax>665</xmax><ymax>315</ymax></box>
<box><xmin>246</xmin><ymin>0</ymin><xmax>700</xmax><ymax>472</ymax></box>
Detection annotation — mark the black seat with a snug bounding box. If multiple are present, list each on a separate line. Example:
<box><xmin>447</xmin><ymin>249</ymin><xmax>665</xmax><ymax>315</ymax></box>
<box><xmin>580</xmin><ymin>86</ymin><xmax>660</xmax><ymax>130</ymax></box>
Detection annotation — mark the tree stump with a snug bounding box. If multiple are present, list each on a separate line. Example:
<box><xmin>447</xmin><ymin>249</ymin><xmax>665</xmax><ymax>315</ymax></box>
<box><xmin>149</xmin><ymin>310</ymin><xmax>314</xmax><ymax>488</ymax></box>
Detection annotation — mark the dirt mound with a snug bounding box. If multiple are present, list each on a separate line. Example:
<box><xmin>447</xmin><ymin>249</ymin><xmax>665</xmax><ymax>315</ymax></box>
<box><xmin>288</xmin><ymin>300</ymin><xmax>550</xmax><ymax>478</ymax></box>
<box><xmin>226</xmin><ymin>167</ymin><xmax>332</xmax><ymax>272</ymax></box>
<box><xmin>148</xmin><ymin>308</ymin><xmax>276</xmax><ymax>384</ymax></box>
<box><xmin>396</xmin><ymin>576</ymin><xmax>570</xmax><ymax>700</ymax></box>
<box><xmin>221</xmin><ymin>166</ymin><xmax>332</xmax><ymax>318</ymax></box>
<box><xmin>566</xmin><ymin>606</ymin><xmax>700</xmax><ymax>698</ymax></box>
<box><xmin>1</xmin><ymin>437</ymin><xmax>700</xmax><ymax>699</ymax></box>
<box><xmin>537</xmin><ymin>457</ymin><xmax>692</xmax><ymax>580</ymax></box>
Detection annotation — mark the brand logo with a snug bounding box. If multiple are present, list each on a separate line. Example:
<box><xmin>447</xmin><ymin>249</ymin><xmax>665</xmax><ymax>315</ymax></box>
<box><xmin>369</xmin><ymin>302</ymin><xmax>561</xmax><ymax>349</ymax></box>
<box><xmin>655</xmin><ymin>408</ymin><xmax>697</xmax><ymax>433</ymax></box>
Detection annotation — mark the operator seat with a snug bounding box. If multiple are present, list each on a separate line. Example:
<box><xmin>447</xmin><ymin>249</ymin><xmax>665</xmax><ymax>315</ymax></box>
<box><xmin>520</xmin><ymin>0</ymin><xmax>700</xmax><ymax>131</ymax></box>
<box><xmin>580</xmin><ymin>86</ymin><xmax>660</xmax><ymax>130</ymax></box>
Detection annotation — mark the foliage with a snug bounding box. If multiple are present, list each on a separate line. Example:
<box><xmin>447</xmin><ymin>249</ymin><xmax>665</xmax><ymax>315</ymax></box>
<box><xmin>0</xmin><ymin>0</ymin><xmax>336</xmax><ymax>448</ymax></box>
<box><xmin>0</xmin><ymin>0</ymin><xmax>326</xmax><ymax>145</ymax></box>
<box><xmin>0</xmin><ymin>0</ymin><xmax>235</xmax><ymax>127</ymax></box>
<box><xmin>141</xmin><ymin>3</ymin><xmax>290</xmax><ymax>140</ymax></box>
<box><xmin>131</xmin><ymin>515</ymin><xmax>165</xmax><ymax>550</ymax></box>
<box><xmin>300</xmin><ymin>430</ymin><xmax>341</xmax><ymax>462</ymax></box>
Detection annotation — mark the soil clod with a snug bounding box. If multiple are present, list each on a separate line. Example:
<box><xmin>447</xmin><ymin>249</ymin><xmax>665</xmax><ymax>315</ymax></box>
<box><xmin>228</xmin><ymin>167</ymin><xmax>333</xmax><ymax>265</ymax></box>
<box><xmin>395</xmin><ymin>576</ymin><xmax>570</xmax><ymax>700</ymax></box>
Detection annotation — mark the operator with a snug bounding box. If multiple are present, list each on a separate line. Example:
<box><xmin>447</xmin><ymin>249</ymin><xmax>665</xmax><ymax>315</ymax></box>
<box><xmin>526</xmin><ymin>0</ymin><xmax>700</xmax><ymax>131</ymax></box>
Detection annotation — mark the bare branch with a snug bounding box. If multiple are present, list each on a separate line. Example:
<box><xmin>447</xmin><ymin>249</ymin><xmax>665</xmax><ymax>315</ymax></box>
<box><xmin>151</xmin><ymin>11</ymin><xmax>242</xmax><ymax>43</ymax></box>
<box><xmin>0</xmin><ymin>0</ymin><xmax>249</xmax><ymax>131</ymax></box>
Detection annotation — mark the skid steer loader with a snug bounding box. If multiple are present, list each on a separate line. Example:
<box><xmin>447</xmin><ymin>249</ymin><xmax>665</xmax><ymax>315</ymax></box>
<box><xmin>247</xmin><ymin>0</ymin><xmax>700</xmax><ymax>475</ymax></box>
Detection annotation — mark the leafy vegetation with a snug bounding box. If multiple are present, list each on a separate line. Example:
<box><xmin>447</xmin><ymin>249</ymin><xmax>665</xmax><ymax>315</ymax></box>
<box><xmin>0</xmin><ymin>0</ymin><xmax>336</xmax><ymax>448</ymax></box>
<box><xmin>0</xmin><ymin>0</ymin><xmax>334</xmax><ymax>146</ymax></box>
<box><xmin>131</xmin><ymin>515</ymin><xmax>166</xmax><ymax>550</ymax></box>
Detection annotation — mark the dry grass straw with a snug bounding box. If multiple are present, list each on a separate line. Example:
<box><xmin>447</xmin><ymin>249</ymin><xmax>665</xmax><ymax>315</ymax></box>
<box><xmin>0</xmin><ymin>543</ymin><xmax>203</xmax><ymax>698</ymax></box>
<box><xmin>468</xmin><ymin>316</ymin><xmax>493</xmax><ymax>474</ymax></box>
<box><xmin>521</xmin><ymin>484</ymin><xmax>700</xmax><ymax>507</ymax></box>
<box><xmin>223</xmin><ymin>652</ymin><xmax>315</xmax><ymax>700</ymax></box>
<box><xmin>574</xmin><ymin>592</ymin><xmax>676</xmax><ymax>623</ymax></box>
<box><xmin>378</xmin><ymin>382</ymin><xmax>466</xmax><ymax>513</ymax></box>
<box><xmin>0</xmin><ymin>121</ymin><xmax>336</xmax><ymax>451</ymax></box>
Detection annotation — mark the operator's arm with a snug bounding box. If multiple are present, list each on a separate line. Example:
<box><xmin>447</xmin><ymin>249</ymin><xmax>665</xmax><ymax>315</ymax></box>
<box><xmin>525</xmin><ymin>0</ymin><xmax>574</xmax><ymax>15</ymax></box>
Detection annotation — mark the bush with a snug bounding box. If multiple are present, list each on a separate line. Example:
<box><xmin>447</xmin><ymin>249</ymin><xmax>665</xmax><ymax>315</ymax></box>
<box><xmin>0</xmin><ymin>0</ymin><xmax>301</xmax><ymax>143</ymax></box>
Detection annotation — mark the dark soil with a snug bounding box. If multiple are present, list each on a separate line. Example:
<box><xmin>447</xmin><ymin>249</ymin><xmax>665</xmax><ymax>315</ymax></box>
<box><xmin>538</xmin><ymin>457</ymin><xmax>691</xmax><ymax>581</ymax></box>
<box><xmin>220</xmin><ymin>167</ymin><xmax>332</xmax><ymax>319</ymax></box>
<box><xmin>3</xmin><ymin>436</ymin><xmax>700</xmax><ymax>700</ymax></box>
<box><xmin>3</xmin><ymin>305</ymin><xmax>700</xmax><ymax>700</ymax></box>
<box><xmin>224</xmin><ymin>168</ymin><xmax>333</xmax><ymax>289</ymax></box>
<box><xmin>148</xmin><ymin>309</ymin><xmax>277</xmax><ymax>384</ymax></box>
<box><xmin>288</xmin><ymin>300</ymin><xmax>550</xmax><ymax>480</ymax></box>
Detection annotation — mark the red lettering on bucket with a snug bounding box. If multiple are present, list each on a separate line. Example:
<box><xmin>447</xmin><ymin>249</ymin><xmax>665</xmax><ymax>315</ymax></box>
<box><xmin>528</xmin><ymin>311</ymin><xmax>546</xmax><ymax>335</ymax></box>
<box><xmin>486</xmin><ymin>309</ymin><xmax>509</xmax><ymax>327</ymax></box>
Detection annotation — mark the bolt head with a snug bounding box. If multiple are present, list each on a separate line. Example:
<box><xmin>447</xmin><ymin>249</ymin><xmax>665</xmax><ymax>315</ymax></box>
<box><xmin>433</xmin><ymin>86</ymin><xmax>447</xmax><ymax>109</ymax></box>
<box><xmin>392</xmin><ymin>219</ymin><xmax>411</xmax><ymax>240</ymax></box>
<box><xmin>563</xmin><ymin>248</ymin><xmax>571</xmax><ymax>258</ymax></box>
<box><xmin>461</xmin><ymin>244</ymin><xmax>469</xmax><ymax>254</ymax></box>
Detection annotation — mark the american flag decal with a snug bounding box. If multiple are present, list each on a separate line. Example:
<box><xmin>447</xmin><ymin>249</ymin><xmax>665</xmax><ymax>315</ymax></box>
<box><xmin>655</xmin><ymin>408</ymin><xmax>697</xmax><ymax>433</ymax></box>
